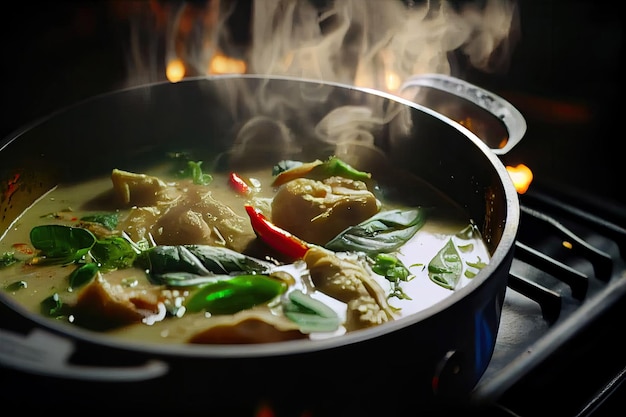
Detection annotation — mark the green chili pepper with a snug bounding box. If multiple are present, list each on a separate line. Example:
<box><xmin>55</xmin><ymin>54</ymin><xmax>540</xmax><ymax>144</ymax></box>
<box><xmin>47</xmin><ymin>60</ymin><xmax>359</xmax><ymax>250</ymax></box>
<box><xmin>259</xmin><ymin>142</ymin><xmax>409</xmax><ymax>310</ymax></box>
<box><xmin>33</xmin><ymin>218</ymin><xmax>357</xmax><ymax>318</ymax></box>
<box><xmin>314</xmin><ymin>156</ymin><xmax>371</xmax><ymax>182</ymax></box>
<box><xmin>272</xmin><ymin>156</ymin><xmax>371</xmax><ymax>186</ymax></box>
<box><xmin>185</xmin><ymin>274</ymin><xmax>288</xmax><ymax>315</ymax></box>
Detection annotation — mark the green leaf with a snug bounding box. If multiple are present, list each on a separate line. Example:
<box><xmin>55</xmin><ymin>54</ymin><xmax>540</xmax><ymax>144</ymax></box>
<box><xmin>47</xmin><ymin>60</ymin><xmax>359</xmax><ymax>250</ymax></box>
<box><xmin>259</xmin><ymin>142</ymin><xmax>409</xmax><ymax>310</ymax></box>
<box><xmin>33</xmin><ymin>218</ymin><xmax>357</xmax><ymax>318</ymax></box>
<box><xmin>428</xmin><ymin>239</ymin><xmax>463</xmax><ymax>290</ymax></box>
<box><xmin>0</xmin><ymin>252</ymin><xmax>18</xmax><ymax>268</ymax></box>
<box><xmin>80</xmin><ymin>213</ymin><xmax>119</xmax><ymax>230</ymax></box>
<box><xmin>136</xmin><ymin>245</ymin><xmax>274</xmax><ymax>287</ymax></box>
<box><xmin>40</xmin><ymin>293</ymin><xmax>65</xmax><ymax>317</ymax></box>
<box><xmin>30</xmin><ymin>225</ymin><xmax>96</xmax><ymax>265</ymax></box>
<box><xmin>69</xmin><ymin>262</ymin><xmax>99</xmax><ymax>290</ymax></box>
<box><xmin>4</xmin><ymin>280</ymin><xmax>27</xmax><ymax>291</ymax></box>
<box><xmin>175</xmin><ymin>160</ymin><xmax>212</xmax><ymax>185</ymax></box>
<box><xmin>185</xmin><ymin>275</ymin><xmax>288</xmax><ymax>314</ymax></box>
<box><xmin>283</xmin><ymin>290</ymin><xmax>340</xmax><ymax>333</ymax></box>
<box><xmin>325</xmin><ymin>208</ymin><xmax>427</xmax><ymax>256</ymax></box>
<box><xmin>91</xmin><ymin>236</ymin><xmax>138</xmax><ymax>271</ymax></box>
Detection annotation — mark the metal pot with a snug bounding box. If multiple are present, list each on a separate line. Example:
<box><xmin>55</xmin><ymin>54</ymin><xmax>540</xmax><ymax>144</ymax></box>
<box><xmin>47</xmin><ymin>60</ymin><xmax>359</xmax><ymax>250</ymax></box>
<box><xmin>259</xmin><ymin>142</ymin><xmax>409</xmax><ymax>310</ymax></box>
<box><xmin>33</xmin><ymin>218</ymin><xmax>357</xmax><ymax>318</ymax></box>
<box><xmin>0</xmin><ymin>74</ymin><xmax>521</xmax><ymax>415</ymax></box>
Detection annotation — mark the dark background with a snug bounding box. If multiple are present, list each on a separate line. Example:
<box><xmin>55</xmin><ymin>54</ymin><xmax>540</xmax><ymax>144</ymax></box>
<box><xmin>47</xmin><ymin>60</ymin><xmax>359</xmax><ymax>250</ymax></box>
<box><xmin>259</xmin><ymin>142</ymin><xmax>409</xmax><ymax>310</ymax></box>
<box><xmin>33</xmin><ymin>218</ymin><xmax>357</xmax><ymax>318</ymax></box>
<box><xmin>1</xmin><ymin>0</ymin><xmax>624</xmax><ymax>205</ymax></box>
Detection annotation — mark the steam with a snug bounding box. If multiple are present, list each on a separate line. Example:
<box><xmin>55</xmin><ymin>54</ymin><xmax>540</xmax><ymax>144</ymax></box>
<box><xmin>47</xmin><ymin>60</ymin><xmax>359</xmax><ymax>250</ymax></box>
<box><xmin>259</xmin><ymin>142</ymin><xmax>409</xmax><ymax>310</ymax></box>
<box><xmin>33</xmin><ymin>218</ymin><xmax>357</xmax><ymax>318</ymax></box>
<box><xmin>123</xmin><ymin>0</ymin><xmax>520</xmax><ymax>92</ymax></box>
<box><xmin>117</xmin><ymin>0</ymin><xmax>520</xmax><ymax>161</ymax></box>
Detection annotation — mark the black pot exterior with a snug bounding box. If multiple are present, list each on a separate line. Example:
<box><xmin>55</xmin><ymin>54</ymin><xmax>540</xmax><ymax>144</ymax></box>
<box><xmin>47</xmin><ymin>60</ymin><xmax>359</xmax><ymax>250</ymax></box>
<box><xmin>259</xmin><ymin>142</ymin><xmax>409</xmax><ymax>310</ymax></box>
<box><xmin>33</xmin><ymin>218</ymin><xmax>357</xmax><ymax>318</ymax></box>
<box><xmin>0</xmin><ymin>75</ymin><xmax>519</xmax><ymax>414</ymax></box>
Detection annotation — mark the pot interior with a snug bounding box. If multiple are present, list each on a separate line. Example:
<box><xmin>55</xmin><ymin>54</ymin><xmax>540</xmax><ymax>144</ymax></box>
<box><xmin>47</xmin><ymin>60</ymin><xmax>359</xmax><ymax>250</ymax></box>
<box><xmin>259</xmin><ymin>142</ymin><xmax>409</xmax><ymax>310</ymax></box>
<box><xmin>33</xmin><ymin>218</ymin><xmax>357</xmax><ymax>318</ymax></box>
<box><xmin>0</xmin><ymin>75</ymin><xmax>519</xmax><ymax>354</ymax></box>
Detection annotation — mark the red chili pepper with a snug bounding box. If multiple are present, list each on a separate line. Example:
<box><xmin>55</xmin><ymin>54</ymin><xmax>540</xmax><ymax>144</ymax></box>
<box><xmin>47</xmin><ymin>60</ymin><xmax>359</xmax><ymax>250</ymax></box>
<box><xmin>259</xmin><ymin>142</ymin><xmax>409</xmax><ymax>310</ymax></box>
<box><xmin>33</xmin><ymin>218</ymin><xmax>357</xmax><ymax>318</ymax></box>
<box><xmin>244</xmin><ymin>205</ymin><xmax>309</xmax><ymax>259</ymax></box>
<box><xmin>12</xmin><ymin>243</ymin><xmax>34</xmax><ymax>255</ymax></box>
<box><xmin>229</xmin><ymin>172</ymin><xmax>251</xmax><ymax>195</ymax></box>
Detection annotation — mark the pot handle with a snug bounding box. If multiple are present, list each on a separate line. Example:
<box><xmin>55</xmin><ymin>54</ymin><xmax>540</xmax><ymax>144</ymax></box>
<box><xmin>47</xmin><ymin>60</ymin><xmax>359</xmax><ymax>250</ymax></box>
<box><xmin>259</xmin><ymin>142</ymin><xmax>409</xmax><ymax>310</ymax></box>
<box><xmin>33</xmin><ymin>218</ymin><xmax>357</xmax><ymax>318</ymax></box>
<box><xmin>398</xmin><ymin>73</ymin><xmax>526</xmax><ymax>155</ymax></box>
<box><xmin>0</xmin><ymin>327</ymin><xmax>169</xmax><ymax>381</ymax></box>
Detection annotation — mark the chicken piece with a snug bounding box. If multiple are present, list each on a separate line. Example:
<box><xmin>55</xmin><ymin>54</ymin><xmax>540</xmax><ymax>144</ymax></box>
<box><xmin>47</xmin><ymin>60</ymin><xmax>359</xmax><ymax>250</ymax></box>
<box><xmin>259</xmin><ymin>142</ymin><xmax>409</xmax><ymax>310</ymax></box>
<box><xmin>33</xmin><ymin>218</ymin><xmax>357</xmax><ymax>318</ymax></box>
<box><xmin>111</xmin><ymin>169</ymin><xmax>174</xmax><ymax>206</ymax></box>
<box><xmin>346</xmin><ymin>295</ymin><xmax>390</xmax><ymax>331</ymax></box>
<box><xmin>118</xmin><ymin>206</ymin><xmax>161</xmax><ymax>244</ymax></box>
<box><xmin>74</xmin><ymin>269</ymin><xmax>168</xmax><ymax>328</ymax></box>
<box><xmin>271</xmin><ymin>176</ymin><xmax>381</xmax><ymax>245</ymax></box>
<box><xmin>116</xmin><ymin>177</ymin><xmax>255</xmax><ymax>251</ymax></box>
<box><xmin>304</xmin><ymin>246</ymin><xmax>395</xmax><ymax>323</ymax></box>
<box><xmin>188</xmin><ymin>309</ymin><xmax>306</xmax><ymax>344</ymax></box>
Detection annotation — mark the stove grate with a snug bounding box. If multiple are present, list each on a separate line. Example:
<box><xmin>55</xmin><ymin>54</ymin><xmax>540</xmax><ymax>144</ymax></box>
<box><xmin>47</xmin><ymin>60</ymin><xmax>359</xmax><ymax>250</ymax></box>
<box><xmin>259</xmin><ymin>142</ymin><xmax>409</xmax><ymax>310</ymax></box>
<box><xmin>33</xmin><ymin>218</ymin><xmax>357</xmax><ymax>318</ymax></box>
<box><xmin>471</xmin><ymin>182</ymin><xmax>626</xmax><ymax>416</ymax></box>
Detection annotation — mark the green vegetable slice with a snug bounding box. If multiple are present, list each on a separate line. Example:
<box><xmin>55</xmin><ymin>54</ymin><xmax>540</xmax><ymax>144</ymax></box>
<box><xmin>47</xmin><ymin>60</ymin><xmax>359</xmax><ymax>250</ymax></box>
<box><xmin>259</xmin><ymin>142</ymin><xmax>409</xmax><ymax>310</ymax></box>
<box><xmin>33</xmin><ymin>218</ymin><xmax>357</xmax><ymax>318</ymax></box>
<box><xmin>428</xmin><ymin>238</ymin><xmax>463</xmax><ymax>290</ymax></box>
<box><xmin>371</xmin><ymin>253</ymin><xmax>413</xmax><ymax>300</ymax></box>
<box><xmin>185</xmin><ymin>274</ymin><xmax>288</xmax><ymax>314</ymax></box>
<box><xmin>313</xmin><ymin>156</ymin><xmax>371</xmax><ymax>181</ymax></box>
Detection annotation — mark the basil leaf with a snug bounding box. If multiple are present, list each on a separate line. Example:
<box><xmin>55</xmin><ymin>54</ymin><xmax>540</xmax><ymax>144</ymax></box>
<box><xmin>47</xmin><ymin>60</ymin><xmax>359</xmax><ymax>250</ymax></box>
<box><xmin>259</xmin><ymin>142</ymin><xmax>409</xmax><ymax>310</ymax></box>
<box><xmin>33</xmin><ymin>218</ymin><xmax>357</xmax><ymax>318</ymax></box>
<box><xmin>174</xmin><ymin>160</ymin><xmax>212</xmax><ymax>185</ymax></box>
<box><xmin>30</xmin><ymin>225</ymin><xmax>96</xmax><ymax>265</ymax></box>
<box><xmin>428</xmin><ymin>239</ymin><xmax>463</xmax><ymax>290</ymax></box>
<box><xmin>40</xmin><ymin>293</ymin><xmax>65</xmax><ymax>317</ymax></box>
<box><xmin>136</xmin><ymin>245</ymin><xmax>274</xmax><ymax>286</ymax></box>
<box><xmin>69</xmin><ymin>262</ymin><xmax>99</xmax><ymax>290</ymax></box>
<box><xmin>91</xmin><ymin>236</ymin><xmax>138</xmax><ymax>271</ymax></box>
<box><xmin>186</xmin><ymin>275</ymin><xmax>287</xmax><ymax>314</ymax></box>
<box><xmin>325</xmin><ymin>208</ymin><xmax>427</xmax><ymax>256</ymax></box>
<box><xmin>0</xmin><ymin>252</ymin><xmax>18</xmax><ymax>268</ymax></box>
<box><xmin>80</xmin><ymin>213</ymin><xmax>119</xmax><ymax>230</ymax></box>
<box><xmin>283</xmin><ymin>290</ymin><xmax>340</xmax><ymax>333</ymax></box>
<box><xmin>4</xmin><ymin>280</ymin><xmax>27</xmax><ymax>291</ymax></box>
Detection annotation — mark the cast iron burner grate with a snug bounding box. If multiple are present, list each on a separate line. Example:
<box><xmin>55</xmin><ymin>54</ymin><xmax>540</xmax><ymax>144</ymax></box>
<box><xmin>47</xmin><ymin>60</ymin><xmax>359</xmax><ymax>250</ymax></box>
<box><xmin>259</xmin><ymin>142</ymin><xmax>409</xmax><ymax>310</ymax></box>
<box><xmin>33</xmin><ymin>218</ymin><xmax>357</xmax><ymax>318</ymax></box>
<box><xmin>470</xmin><ymin>182</ymin><xmax>626</xmax><ymax>416</ymax></box>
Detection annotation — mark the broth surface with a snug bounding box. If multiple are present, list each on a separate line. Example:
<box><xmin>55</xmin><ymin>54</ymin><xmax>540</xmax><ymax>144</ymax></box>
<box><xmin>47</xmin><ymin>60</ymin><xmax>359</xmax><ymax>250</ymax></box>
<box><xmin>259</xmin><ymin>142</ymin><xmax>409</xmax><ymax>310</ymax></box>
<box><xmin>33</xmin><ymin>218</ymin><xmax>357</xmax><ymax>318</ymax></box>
<box><xmin>0</xmin><ymin>156</ymin><xmax>489</xmax><ymax>345</ymax></box>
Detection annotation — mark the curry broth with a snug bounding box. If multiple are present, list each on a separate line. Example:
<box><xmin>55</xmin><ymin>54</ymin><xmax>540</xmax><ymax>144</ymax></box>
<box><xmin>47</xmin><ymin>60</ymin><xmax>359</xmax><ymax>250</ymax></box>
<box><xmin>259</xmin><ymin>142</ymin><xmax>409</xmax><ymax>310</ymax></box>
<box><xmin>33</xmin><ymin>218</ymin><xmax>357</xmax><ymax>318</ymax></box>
<box><xmin>0</xmin><ymin>159</ymin><xmax>490</xmax><ymax>345</ymax></box>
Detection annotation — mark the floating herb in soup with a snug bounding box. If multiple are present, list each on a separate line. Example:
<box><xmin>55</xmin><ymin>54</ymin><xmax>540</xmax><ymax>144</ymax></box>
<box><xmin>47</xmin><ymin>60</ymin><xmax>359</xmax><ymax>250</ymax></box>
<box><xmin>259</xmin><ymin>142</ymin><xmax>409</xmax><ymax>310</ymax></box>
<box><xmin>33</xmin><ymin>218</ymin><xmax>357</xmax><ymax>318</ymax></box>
<box><xmin>0</xmin><ymin>155</ymin><xmax>488</xmax><ymax>344</ymax></box>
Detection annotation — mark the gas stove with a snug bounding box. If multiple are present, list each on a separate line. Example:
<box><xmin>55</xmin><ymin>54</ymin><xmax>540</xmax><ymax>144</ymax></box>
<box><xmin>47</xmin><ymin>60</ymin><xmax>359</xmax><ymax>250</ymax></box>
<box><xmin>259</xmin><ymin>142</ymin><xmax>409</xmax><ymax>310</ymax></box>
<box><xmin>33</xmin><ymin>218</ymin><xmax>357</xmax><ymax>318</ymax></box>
<box><xmin>1</xmin><ymin>1</ymin><xmax>624</xmax><ymax>416</ymax></box>
<box><xmin>472</xmin><ymin>182</ymin><xmax>626</xmax><ymax>416</ymax></box>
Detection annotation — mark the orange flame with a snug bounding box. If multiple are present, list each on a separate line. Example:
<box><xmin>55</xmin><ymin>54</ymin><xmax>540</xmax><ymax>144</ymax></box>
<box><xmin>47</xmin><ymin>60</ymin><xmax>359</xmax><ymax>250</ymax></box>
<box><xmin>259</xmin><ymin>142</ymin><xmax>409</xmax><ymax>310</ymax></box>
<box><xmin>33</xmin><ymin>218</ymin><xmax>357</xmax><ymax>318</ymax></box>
<box><xmin>166</xmin><ymin>58</ymin><xmax>186</xmax><ymax>83</ymax></box>
<box><xmin>209</xmin><ymin>53</ymin><xmax>247</xmax><ymax>75</ymax></box>
<box><xmin>506</xmin><ymin>163</ymin><xmax>533</xmax><ymax>194</ymax></box>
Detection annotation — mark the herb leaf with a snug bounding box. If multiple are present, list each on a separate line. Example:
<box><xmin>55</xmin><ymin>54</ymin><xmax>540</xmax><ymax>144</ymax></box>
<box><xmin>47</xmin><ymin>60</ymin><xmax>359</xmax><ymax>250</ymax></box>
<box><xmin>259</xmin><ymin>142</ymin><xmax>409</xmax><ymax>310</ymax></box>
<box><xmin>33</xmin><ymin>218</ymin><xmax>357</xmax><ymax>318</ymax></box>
<box><xmin>282</xmin><ymin>290</ymin><xmax>340</xmax><ymax>333</ymax></box>
<box><xmin>91</xmin><ymin>236</ymin><xmax>138</xmax><ymax>271</ymax></box>
<box><xmin>428</xmin><ymin>238</ymin><xmax>463</xmax><ymax>290</ymax></box>
<box><xmin>29</xmin><ymin>225</ymin><xmax>96</xmax><ymax>265</ymax></box>
<box><xmin>0</xmin><ymin>252</ymin><xmax>18</xmax><ymax>268</ymax></box>
<box><xmin>136</xmin><ymin>245</ymin><xmax>274</xmax><ymax>286</ymax></box>
<box><xmin>80</xmin><ymin>213</ymin><xmax>119</xmax><ymax>230</ymax></box>
<box><xmin>325</xmin><ymin>208</ymin><xmax>427</xmax><ymax>256</ymax></box>
<box><xmin>69</xmin><ymin>262</ymin><xmax>99</xmax><ymax>290</ymax></box>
